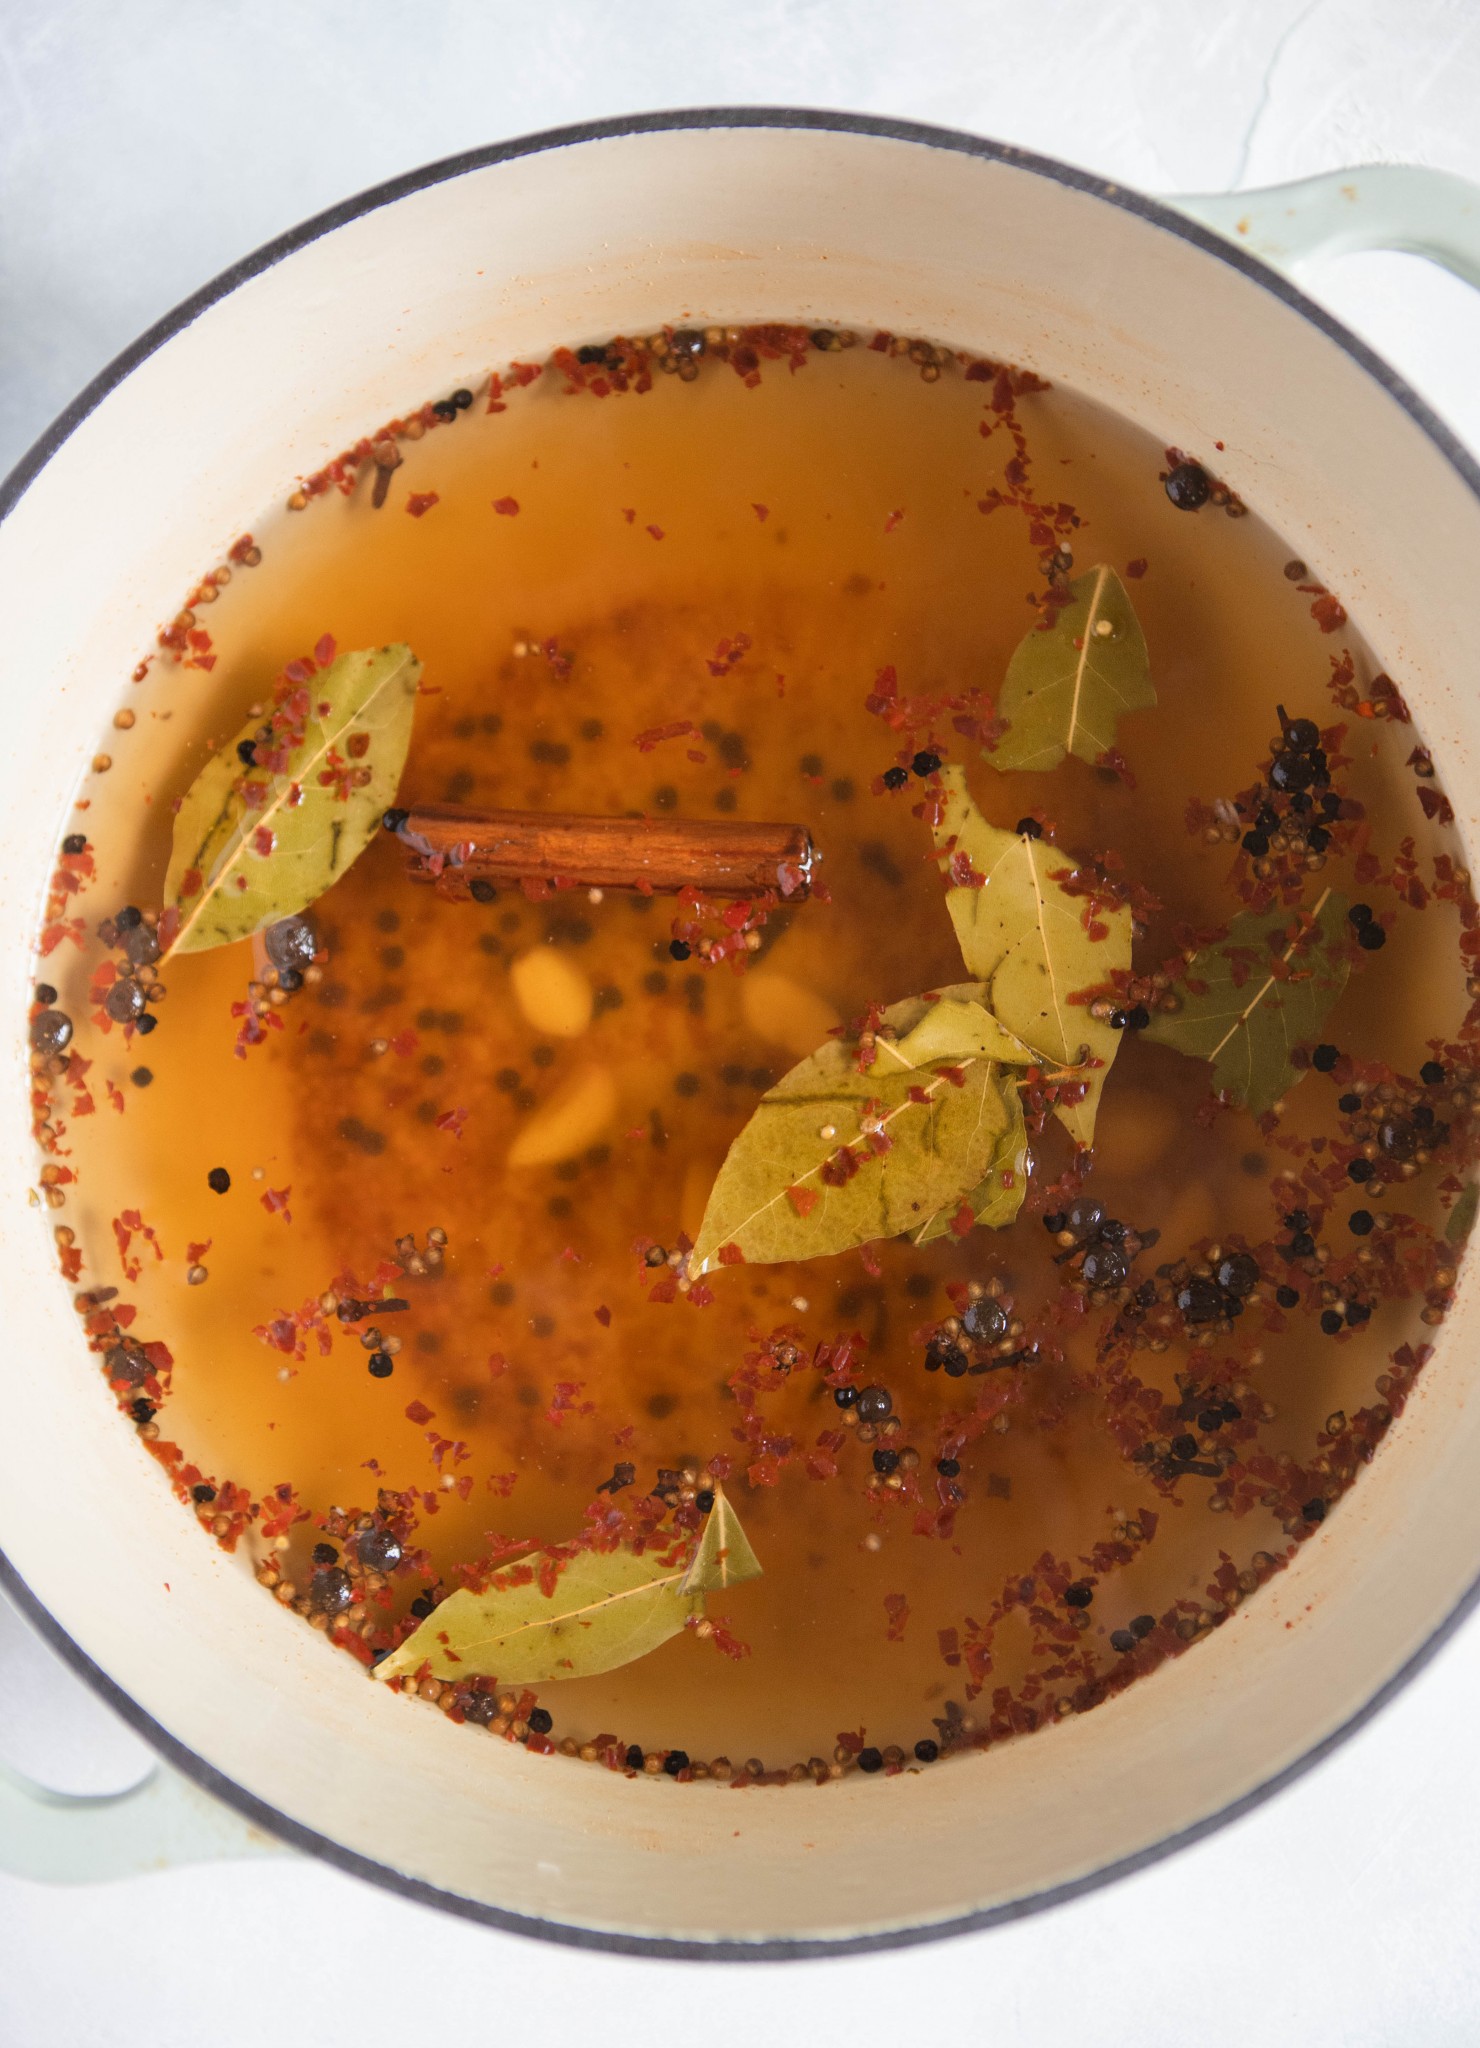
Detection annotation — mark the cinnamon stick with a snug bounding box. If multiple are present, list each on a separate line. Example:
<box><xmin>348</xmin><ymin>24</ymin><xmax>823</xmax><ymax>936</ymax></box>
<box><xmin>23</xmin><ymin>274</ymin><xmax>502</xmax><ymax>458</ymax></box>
<box><xmin>391</xmin><ymin>804</ymin><xmax>817</xmax><ymax>900</ymax></box>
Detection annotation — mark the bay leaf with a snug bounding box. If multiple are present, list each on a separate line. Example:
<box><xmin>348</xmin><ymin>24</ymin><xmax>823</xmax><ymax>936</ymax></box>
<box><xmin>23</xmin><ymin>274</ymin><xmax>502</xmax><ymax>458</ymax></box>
<box><xmin>931</xmin><ymin>765</ymin><xmax>1131</xmax><ymax>1148</ymax></box>
<box><xmin>680</xmin><ymin>1488</ymin><xmax>763</xmax><ymax>1595</ymax></box>
<box><xmin>373</xmin><ymin>1543</ymin><xmax>702</xmax><ymax>1687</ymax></box>
<box><xmin>164</xmin><ymin>643</ymin><xmax>421</xmax><ymax>954</ymax></box>
<box><xmin>869</xmin><ymin>992</ymin><xmax>1039</xmax><ymax>1075</ymax></box>
<box><xmin>689</xmin><ymin>984</ymin><xmax>1019</xmax><ymax>1273</ymax></box>
<box><xmin>913</xmin><ymin>1068</ymin><xmax>1030</xmax><ymax>1244</ymax></box>
<box><xmin>1140</xmin><ymin>889</ymin><xmax>1350</xmax><ymax>1116</ymax></box>
<box><xmin>990</xmin><ymin>565</ymin><xmax>1154</xmax><ymax>772</ymax></box>
<box><xmin>1447</xmin><ymin>1183</ymin><xmax>1478</xmax><ymax>1245</ymax></box>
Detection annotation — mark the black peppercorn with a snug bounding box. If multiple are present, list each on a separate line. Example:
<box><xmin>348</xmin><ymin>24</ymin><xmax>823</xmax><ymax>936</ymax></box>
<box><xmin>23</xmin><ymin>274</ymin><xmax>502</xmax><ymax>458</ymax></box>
<box><xmin>1176</xmin><ymin>1276</ymin><xmax>1224</xmax><ymax>1323</ymax></box>
<box><xmin>207</xmin><ymin>1167</ymin><xmax>231</xmax><ymax>1194</ymax></box>
<box><xmin>833</xmin><ymin>1385</ymin><xmax>858</xmax><ymax>1409</ymax></box>
<box><xmin>856</xmin><ymin>1747</ymin><xmax>884</xmax><ymax>1774</ymax></box>
<box><xmin>191</xmin><ymin>1483</ymin><xmax>216</xmax><ymax>1504</ymax></box>
<box><xmin>668</xmin><ymin>939</ymin><xmax>692</xmax><ymax>961</ymax></box>
<box><xmin>911</xmin><ymin>750</ymin><xmax>942</xmax><ymax>778</ymax></box>
<box><xmin>1282</xmin><ymin>716</ymin><xmax>1321</xmax><ymax>751</ymax></box>
<box><xmin>1170</xmin><ymin>1434</ymin><xmax>1199</xmax><ymax>1461</ymax></box>
<box><xmin>873</xmin><ymin>1448</ymin><xmax>900</xmax><ymax>1475</ymax></box>
<box><xmin>1302</xmin><ymin>1498</ymin><xmax>1327</xmax><ymax>1523</ymax></box>
<box><xmin>881</xmin><ymin>765</ymin><xmax>910</xmax><ymax>790</ymax></box>
<box><xmin>115</xmin><ymin>905</ymin><xmax>142</xmax><ymax>931</ymax></box>
<box><xmin>914</xmin><ymin>1738</ymin><xmax>939</xmax><ymax>1763</ymax></box>
<box><xmin>1164</xmin><ymin>461</ymin><xmax>1211</xmax><ymax>510</ymax></box>
<box><xmin>1130</xmin><ymin>1613</ymin><xmax>1156</xmax><ymax>1639</ymax></box>
<box><xmin>924</xmin><ymin>1337</ymin><xmax>969</xmax><ymax>1377</ymax></box>
<box><xmin>695</xmin><ymin>1488</ymin><xmax>716</xmax><ymax>1514</ymax></box>
<box><xmin>936</xmin><ymin>1457</ymin><xmax>961</xmax><ymax>1477</ymax></box>
<box><xmin>1357</xmin><ymin>923</ymin><xmax>1386</xmax><ymax>951</ymax></box>
<box><xmin>1064</xmin><ymin>1581</ymin><xmax>1093</xmax><ymax>1608</ymax></box>
<box><xmin>1320</xmin><ymin>1309</ymin><xmax>1343</xmax><ymax>1335</ymax></box>
<box><xmin>368</xmin><ymin>1352</ymin><xmax>394</xmax><ymax>1378</ymax></box>
<box><xmin>1276</xmin><ymin>1284</ymin><xmax>1300</xmax><ymax>1309</ymax></box>
<box><xmin>661</xmin><ymin>1747</ymin><xmax>688</xmax><ymax>1776</ymax></box>
<box><xmin>1241</xmin><ymin>831</ymin><xmax>1269</xmax><ymax>857</ymax></box>
<box><xmin>1348</xmin><ymin>1158</ymin><xmax>1375</xmax><ymax>1183</ymax></box>
<box><xmin>1348</xmin><ymin>903</ymin><xmax>1373</xmax><ymax>927</ymax></box>
<box><xmin>1110</xmin><ymin>1629</ymin><xmax>1136</xmax><ymax>1654</ymax></box>
<box><xmin>382</xmin><ymin>808</ymin><xmax>409</xmax><ymax>832</ymax></box>
<box><xmin>625</xmin><ymin>1744</ymin><xmax>645</xmax><ymax>1771</ymax></box>
<box><xmin>1421</xmin><ymin>1060</ymin><xmax>1446</xmax><ymax>1086</ymax></box>
<box><xmin>1015</xmin><ymin>817</ymin><xmax>1043</xmax><ymax>839</ymax></box>
<box><xmin>1349</xmin><ymin>1210</ymin><xmax>1374</xmax><ymax>1236</ymax></box>
<box><xmin>528</xmin><ymin>1707</ymin><xmax>554</xmax><ymax>1735</ymax></box>
<box><xmin>1338</xmin><ymin>1092</ymin><xmax>1362</xmax><ymax>1113</ymax></box>
<box><xmin>1310</xmin><ymin>1043</ymin><xmax>1339</xmax><ymax>1072</ymax></box>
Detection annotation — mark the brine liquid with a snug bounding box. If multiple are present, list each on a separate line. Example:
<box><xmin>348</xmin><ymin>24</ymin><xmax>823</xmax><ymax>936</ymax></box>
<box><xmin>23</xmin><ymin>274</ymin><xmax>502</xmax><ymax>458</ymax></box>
<box><xmin>38</xmin><ymin>326</ymin><xmax>1475</xmax><ymax>1772</ymax></box>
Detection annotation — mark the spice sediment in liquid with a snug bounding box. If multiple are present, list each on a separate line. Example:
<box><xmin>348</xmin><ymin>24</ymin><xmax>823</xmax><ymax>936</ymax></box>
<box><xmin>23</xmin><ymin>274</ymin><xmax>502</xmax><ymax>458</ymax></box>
<box><xmin>39</xmin><ymin>329</ymin><xmax>1475</xmax><ymax>1769</ymax></box>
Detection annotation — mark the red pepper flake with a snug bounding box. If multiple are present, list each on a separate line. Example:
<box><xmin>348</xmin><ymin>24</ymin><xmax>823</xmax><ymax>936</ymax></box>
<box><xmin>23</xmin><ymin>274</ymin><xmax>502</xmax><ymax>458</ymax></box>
<box><xmin>105</xmin><ymin>1079</ymin><xmax>126</xmax><ymax>1114</ymax></box>
<box><xmin>492</xmin><ymin>496</ymin><xmax>520</xmax><ymax>516</ymax></box>
<box><xmin>487</xmin><ymin>1352</ymin><xmax>508</xmax><ymax>1378</ymax></box>
<box><xmin>884</xmin><ymin>1592</ymin><xmax>911</xmax><ymax>1641</ymax></box>
<box><xmin>1125</xmin><ymin>557</ymin><xmax>1148</xmax><ymax>579</ymax></box>
<box><xmin>261</xmin><ymin>1186</ymin><xmax>293</xmax><ymax>1223</ymax></box>
<box><xmin>883</xmin><ymin>508</ymin><xmax>905</xmax><ymax>534</ymax></box>
<box><xmin>706</xmin><ymin>633</ymin><xmax>753</xmax><ymax>679</ymax></box>
<box><xmin>717</xmin><ymin>1243</ymin><xmax>746</xmax><ymax>1266</ymax></box>
<box><xmin>314</xmin><ymin>633</ymin><xmax>337</xmax><ymax>666</ymax></box>
<box><xmin>594</xmin><ymin>1305</ymin><xmax>612</xmax><ymax>1327</ymax></box>
<box><xmin>548</xmin><ymin>1380</ymin><xmax>596</xmax><ymax>1427</ymax></box>
<box><xmin>186</xmin><ymin>1239</ymin><xmax>212</xmax><ymax>1265</ymax></box>
<box><xmin>634</xmin><ymin>719</ymin><xmax>701</xmax><ymax>754</ymax></box>
<box><xmin>949</xmin><ymin>1202</ymin><xmax>976</xmax><ymax>1239</ymax></box>
<box><xmin>645</xmin><ymin>524</ymin><xmax>665</xmax><ymax>541</ymax></box>
<box><xmin>621</xmin><ymin>507</ymin><xmax>636</xmax><ymax>523</ymax></box>
<box><xmin>405</xmin><ymin>492</ymin><xmax>440</xmax><ymax>518</ymax></box>
<box><xmin>404</xmin><ymin>1400</ymin><xmax>434</xmax><ymax>1426</ymax></box>
<box><xmin>434</xmin><ymin>1106</ymin><xmax>469</xmax><ymax>1139</ymax></box>
<box><xmin>751</xmin><ymin>503</ymin><xmax>769</xmax><ymax>521</ymax></box>
<box><xmin>786</xmin><ymin>1186</ymin><xmax>819</xmax><ymax>1219</ymax></box>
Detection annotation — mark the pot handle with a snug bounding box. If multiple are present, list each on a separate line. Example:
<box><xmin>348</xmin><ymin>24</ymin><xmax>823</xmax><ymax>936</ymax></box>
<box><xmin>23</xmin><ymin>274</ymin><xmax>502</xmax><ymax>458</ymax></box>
<box><xmin>0</xmin><ymin>1753</ymin><xmax>281</xmax><ymax>1881</ymax></box>
<box><xmin>1169</xmin><ymin>163</ymin><xmax>1480</xmax><ymax>290</ymax></box>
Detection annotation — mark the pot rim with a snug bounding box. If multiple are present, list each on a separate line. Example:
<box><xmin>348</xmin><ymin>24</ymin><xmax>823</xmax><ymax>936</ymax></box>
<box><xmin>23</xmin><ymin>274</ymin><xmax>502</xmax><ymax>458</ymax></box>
<box><xmin>4</xmin><ymin>103</ymin><xmax>1479</xmax><ymax>1962</ymax></box>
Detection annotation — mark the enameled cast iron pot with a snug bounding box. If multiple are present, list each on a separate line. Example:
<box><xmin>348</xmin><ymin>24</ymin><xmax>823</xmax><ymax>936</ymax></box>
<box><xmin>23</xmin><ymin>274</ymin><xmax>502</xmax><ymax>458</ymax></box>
<box><xmin>3</xmin><ymin>111</ymin><xmax>1480</xmax><ymax>1957</ymax></box>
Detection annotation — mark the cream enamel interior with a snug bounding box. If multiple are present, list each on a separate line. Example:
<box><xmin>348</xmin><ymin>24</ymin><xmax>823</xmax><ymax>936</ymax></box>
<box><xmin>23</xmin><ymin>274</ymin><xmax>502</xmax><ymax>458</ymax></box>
<box><xmin>1</xmin><ymin>120</ymin><xmax>1477</xmax><ymax>1948</ymax></box>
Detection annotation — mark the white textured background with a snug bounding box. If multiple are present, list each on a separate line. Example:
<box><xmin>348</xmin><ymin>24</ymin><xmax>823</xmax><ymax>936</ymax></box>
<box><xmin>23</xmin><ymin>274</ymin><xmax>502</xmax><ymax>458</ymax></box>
<box><xmin>4</xmin><ymin>3</ymin><xmax>1480</xmax><ymax>2041</ymax></box>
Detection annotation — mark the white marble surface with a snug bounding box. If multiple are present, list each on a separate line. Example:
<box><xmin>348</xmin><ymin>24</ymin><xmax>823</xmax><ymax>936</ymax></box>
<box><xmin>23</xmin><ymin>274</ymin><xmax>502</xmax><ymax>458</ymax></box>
<box><xmin>3</xmin><ymin>2</ymin><xmax>1480</xmax><ymax>2040</ymax></box>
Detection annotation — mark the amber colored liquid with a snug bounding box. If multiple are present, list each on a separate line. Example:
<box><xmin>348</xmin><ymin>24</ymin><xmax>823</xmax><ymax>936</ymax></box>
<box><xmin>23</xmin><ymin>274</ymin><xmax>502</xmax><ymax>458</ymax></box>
<box><xmin>50</xmin><ymin>338</ymin><xmax>1469</xmax><ymax>1765</ymax></box>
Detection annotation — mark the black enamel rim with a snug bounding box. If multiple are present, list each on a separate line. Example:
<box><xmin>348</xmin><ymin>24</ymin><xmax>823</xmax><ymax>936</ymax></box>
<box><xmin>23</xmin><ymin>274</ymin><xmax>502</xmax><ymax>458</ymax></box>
<box><xmin>4</xmin><ymin>106</ymin><xmax>1480</xmax><ymax>1962</ymax></box>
